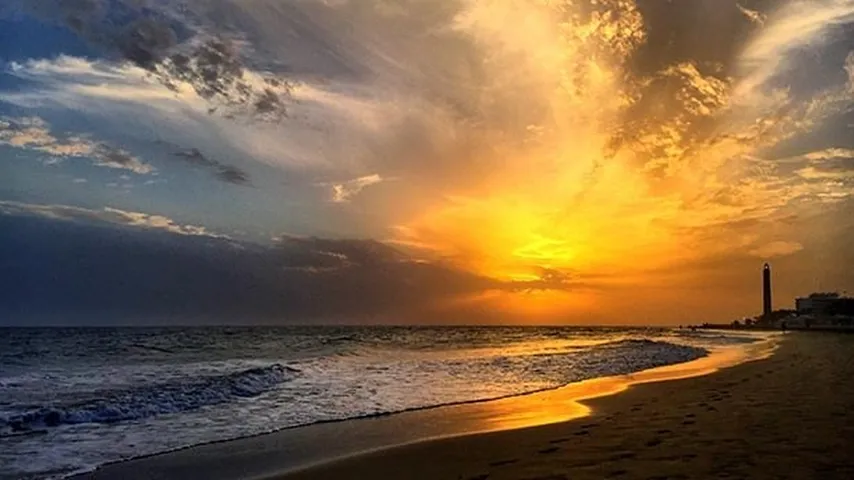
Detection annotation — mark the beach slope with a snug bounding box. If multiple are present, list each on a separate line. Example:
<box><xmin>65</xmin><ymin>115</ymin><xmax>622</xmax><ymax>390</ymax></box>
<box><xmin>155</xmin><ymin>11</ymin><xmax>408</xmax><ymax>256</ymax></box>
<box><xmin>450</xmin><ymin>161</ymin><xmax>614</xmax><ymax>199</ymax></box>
<box><xmin>282</xmin><ymin>332</ymin><xmax>854</xmax><ymax>480</ymax></box>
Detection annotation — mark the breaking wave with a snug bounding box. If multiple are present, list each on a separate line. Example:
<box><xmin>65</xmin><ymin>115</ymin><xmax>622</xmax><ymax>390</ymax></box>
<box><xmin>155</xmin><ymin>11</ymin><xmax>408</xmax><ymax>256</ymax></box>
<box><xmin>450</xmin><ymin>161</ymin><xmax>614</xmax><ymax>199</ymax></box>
<box><xmin>1</xmin><ymin>363</ymin><xmax>298</xmax><ymax>435</ymax></box>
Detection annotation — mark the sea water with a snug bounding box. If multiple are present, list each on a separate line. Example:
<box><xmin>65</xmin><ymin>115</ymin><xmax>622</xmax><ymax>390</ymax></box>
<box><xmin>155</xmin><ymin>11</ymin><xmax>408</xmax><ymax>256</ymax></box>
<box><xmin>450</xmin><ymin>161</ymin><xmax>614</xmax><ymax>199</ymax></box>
<box><xmin>0</xmin><ymin>326</ymin><xmax>764</xmax><ymax>479</ymax></box>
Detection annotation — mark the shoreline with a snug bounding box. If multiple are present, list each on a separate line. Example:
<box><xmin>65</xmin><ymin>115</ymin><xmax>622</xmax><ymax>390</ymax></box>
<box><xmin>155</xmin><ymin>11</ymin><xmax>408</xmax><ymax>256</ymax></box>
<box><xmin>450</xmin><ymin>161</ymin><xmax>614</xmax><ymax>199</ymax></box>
<box><xmin>282</xmin><ymin>331</ymin><xmax>854</xmax><ymax>480</ymax></box>
<box><xmin>78</xmin><ymin>335</ymin><xmax>777</xmax><ymax>480</ymax></box>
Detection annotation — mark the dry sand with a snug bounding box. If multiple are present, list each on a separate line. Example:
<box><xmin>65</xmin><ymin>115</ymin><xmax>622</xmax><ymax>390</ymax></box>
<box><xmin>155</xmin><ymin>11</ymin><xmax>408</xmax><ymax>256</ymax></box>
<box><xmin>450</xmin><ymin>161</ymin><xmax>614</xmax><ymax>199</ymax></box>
<box><xmin>281</xmin><ymin>332</ymin><xmax>854</xmax><ymax>480</ymax></box>
<box><xmin>80</xmin><ymin>332</ymin><xmax>854</xmax><ymax>480</ymax></box>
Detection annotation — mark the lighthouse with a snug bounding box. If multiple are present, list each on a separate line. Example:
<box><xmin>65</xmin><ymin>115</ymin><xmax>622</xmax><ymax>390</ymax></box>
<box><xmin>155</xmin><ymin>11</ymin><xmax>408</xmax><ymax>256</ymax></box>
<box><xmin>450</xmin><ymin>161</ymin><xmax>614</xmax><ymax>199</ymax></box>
<box><xmin>762</xmin><ymin>263</ymin><xmax>772</xmax><ymax>319</ymax></box>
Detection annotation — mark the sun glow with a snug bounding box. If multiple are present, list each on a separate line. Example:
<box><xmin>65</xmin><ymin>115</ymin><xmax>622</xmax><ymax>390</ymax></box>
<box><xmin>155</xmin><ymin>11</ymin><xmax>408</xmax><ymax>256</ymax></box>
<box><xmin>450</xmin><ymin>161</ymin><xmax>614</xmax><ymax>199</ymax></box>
<box><xmin>386</xmin><ymin>0</ymin><xmax>843</xmax><ymax>308</ymax></box>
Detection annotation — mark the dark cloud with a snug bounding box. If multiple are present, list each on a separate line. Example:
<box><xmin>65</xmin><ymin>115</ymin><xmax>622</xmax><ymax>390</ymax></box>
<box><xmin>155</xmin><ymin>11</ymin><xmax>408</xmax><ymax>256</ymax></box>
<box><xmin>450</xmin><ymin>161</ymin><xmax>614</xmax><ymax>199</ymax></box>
<box><xmin>0</xmin><ymin>205</ymin><xmax>592</xmax><ymax>324</ymax></box>
<box><xmin>631</xmin><ymin>0</ymin><xmax>775</xmax><ymax>75</ymax></box>
<box><xmin>173</xmin><ymin>147</ymin><xmax>250</xmax><ymax>185</ymax></box>
<box><xmin>0</xmin><ymin>211</ymin><xmax>494</xmax><ymax>323</ymax></box>
<box><xmin>215</xmin><ymin>164</ymin><xmax>249</xmax><ymax>185</ymax></box>
<box><xmin>275</xmin><ymin>236</ymin><xmax>411</xmax><ymax>269</ymax></box>
<box><xmin>9</xmin><ymin>0</ymin><xmax>292</xmax><ymax>121</ymax></box>
<box><xmin>118</xmin><ymin>16</ymin><xmax>178</xmax><ymax>69</ymax></box>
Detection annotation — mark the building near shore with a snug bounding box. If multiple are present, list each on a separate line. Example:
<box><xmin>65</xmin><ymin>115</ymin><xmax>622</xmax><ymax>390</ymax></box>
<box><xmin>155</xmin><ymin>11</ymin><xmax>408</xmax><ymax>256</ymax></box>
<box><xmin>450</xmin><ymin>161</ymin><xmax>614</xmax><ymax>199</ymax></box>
<box><xmin>795</xmin><ymin>293</ymin><xmax>851</xmax><ymax>315</ymax></box>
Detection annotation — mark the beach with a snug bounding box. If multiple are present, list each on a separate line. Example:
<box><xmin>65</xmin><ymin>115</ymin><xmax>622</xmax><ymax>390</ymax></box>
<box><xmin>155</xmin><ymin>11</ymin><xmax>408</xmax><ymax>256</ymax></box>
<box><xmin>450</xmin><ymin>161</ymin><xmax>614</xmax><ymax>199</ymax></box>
<box><xmin>78</xmin><ymin>332</ymin><xmax>854</xmax><ymax>480</ymax></box>
<box><xmin>284</xmin><ymin>332</ymin><xmax>853</xmax><ymax>480</ymax></box>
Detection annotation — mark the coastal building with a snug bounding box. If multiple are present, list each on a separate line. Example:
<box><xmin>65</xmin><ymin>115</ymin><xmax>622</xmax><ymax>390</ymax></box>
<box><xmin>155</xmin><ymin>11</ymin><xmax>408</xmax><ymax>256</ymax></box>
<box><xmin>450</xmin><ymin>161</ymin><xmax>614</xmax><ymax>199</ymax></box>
<box><xmin>795</xmin><ymin>293</ymin><xmax>846</xmax><ymax>315</ymax></box>
<box><xmin>762</xmin><ymin>263</ymin><xmax>772</xmax><ymax>319</ymax></box>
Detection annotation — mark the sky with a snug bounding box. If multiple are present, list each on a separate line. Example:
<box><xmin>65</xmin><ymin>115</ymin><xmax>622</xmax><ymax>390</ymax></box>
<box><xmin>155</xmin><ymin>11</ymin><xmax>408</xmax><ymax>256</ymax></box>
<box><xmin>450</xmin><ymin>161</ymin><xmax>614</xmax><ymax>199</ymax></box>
<box><xmin>1</xmin><ymin>0</ymin><xmax>853</xmax><ymax>325</ymax></box>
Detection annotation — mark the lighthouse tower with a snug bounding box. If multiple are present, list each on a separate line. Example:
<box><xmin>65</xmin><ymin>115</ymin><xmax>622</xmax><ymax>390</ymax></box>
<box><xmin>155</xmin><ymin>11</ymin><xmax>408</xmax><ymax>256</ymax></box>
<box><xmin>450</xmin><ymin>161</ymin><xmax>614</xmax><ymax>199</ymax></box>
<box><xmin>762</xmin><ymin>263</ymin><xmax>772</xmax><ymax>319</ymax></box>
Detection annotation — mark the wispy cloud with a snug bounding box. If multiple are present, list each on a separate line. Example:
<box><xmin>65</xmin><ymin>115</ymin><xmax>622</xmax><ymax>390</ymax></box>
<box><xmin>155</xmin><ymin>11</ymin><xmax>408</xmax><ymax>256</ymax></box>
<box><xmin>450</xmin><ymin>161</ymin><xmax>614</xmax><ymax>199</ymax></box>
<box><xmin>2</xmin><ymin>56</ymin><xmax>363</xmax><ymax>174</ymax></box>
<box><xmin>0</xmin><ymin>116</ymin><xmax>153</xmax><ymax>174</ymax></box>
<box><xmin>102</xmin><ymin>207</ymin><xmax>227</xmax><ymax>238</ymax></box>
<box><xmin>736</xmin><ymin>3</ymin><xmax>766</xmax><ymax>25</ymax></box>
<box><xmin>0</xmin><ymin>201</ymin><xmax>227</xmax><ymax>239</ymax></box>
<box><xmin>735</xmin><ymin>0</ymin><xmax>854</xmax><ymax>99</ymax></box>
<box><xmin>326</xmin><ymin>174</ymin><xmax>384</xmax><ymax>203</ymax></box>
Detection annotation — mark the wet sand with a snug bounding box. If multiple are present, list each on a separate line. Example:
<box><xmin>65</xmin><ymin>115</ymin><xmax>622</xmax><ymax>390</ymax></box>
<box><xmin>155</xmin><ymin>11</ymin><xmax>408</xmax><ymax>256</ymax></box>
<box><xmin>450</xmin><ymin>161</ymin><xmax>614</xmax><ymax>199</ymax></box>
<box><xmin>280</xmin><ymin>332</ymin><xmax>854</xmax><ymax>480</ymax></box>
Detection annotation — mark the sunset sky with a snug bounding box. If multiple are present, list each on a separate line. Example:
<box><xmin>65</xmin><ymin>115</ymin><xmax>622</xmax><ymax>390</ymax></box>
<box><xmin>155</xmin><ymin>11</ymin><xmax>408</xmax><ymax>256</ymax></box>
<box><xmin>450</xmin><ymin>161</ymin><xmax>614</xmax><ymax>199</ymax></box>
<box><xmin>2</xmin><ymin>0</ymin><xmax>853</xmax><ymax>325</ymax></box>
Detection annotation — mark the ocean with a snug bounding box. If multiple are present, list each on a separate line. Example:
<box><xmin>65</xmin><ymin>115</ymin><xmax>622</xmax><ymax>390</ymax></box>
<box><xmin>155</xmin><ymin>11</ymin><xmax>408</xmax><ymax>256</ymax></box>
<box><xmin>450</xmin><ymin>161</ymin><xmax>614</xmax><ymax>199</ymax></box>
<box><xmin>0</xmin><ymin>326</ymin><xmax>765</xmax><ymax>479</ymax></box>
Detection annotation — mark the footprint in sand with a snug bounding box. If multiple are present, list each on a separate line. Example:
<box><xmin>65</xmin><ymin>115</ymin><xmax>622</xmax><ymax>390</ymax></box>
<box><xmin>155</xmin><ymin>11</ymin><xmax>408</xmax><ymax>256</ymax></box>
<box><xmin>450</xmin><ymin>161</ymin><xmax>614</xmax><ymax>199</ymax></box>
<box><xmin>489</xmin><ymin>459</ymin><xmax>519</xmax><ymax>467</ymax></box>
<box><xmin>538</xmin><ymin>447</ymin><xmax>560</xmax><ymax>454</ymax></box>
<box><xmin>607</xmin><ymin>470</ymin><xmax>628</xmax><ymax>477</ymax></box>
<box><xmin>608</xmin><ymin>452</ymin><xmax>637</xmax><ymax>461</ymax></box>
<box><xmin>466</xmin><ymin>474</ymin><xmax>489</xmax><ymax>480</ymax></box>
<box><xmin>645</xmin><ymin>438</ymin><xmax>663</xmax><ymax>447</ymax></box>
<box><xmin>549</xmin><ymin>438</ymin><xmax>571</xmax><ymax>444</ymax></box>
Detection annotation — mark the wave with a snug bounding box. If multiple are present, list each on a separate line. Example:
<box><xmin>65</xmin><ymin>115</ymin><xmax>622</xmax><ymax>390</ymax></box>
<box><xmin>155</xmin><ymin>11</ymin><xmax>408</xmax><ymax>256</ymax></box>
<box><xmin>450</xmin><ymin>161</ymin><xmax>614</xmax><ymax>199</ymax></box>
<box><xmin>0</xmin><ymin>363</ymin><xmax>298</xmax><ymax>435</ymax></box>
<box><xmin>673</xmin><ymin>331</ymin><xmax>764</xmax><ymax>345</ymax></box>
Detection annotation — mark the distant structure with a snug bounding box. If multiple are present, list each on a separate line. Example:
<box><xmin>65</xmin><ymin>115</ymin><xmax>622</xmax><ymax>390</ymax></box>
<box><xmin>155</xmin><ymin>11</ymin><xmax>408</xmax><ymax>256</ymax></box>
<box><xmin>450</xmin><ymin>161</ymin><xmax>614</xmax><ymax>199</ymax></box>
<box><xmin>762</xmin><ymin>263</ymin><xmax>772</xmax><ymax>319</ymax></box>
<box><xmin>796</xmin><ymin>292</ymin><xmax>845</xmax><ymax>315</ymax></box>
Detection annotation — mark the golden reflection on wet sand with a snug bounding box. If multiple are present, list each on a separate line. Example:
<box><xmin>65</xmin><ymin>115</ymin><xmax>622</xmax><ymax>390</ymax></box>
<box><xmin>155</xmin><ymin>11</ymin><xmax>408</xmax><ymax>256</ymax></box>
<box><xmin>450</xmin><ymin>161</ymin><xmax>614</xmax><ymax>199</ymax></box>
<box><xmin>453</xmin><ymin>336</ymin><xmax>779</xmax><ymax>434</ymax></box>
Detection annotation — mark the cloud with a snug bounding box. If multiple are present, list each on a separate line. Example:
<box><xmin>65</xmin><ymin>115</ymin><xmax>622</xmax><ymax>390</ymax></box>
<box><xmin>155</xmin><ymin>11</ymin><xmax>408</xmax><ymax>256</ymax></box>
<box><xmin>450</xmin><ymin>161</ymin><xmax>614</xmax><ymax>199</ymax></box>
<box><xmin>0</xmin><ymin>116</ymin><xmax>153</xmax><ymax>174</ymax></box>
<box><xmin>7</xmin><ymin>0</ymin><xmax>293</xmax><ymax>122</ymax></box>
<box><xmin>173</xmin><ymin>147</ymin><xmax>250</xmax><ymax>185</ymax></box>
<box><xmin>101</xmin><ymin>207</ymin><xmax>226</xmax><ymax>237</ymax></box>
<box><xmin>94</xmin><ymin>147</ymin><xmax>152</xmax><ymax>174</ymax></box>
<box><xmin>846</xmin><ymin>51</ymin><xmax>854</xmax><ymax>91</ymax></box>
<box><xmin>274</xmin><ymin>235</ymin><xmax>410</xmax><ymax>270</ymax></box>
<box><xmin>0</xmin><ymin>201</ymin><xmax>227</xmax><ymax>239</ymax></box>
<box><xmin>766</xmin><ymin>148</ymin><xmax>854</xmax><ymax>199</ymax></box>
<box><xmin>154</xmin><ymin>39</ymin><xmax>293</xmax><ymax>122</ymax></box>
<box><xmin>749</xmin><ymin>241</ymin><xmax>804</xmax><ymax>258</ymax></box>
<box><xmin>2</xmin><ymin>0</ymin><xmax>854</xmax><ymax>324</ymax></box>
<box><xmin>2</xmin><ymin>56</ymin><xmax>353</xmax><ymax>173</ymax></box>
<box><xmin>736</xmin><ymin>3</ymin><xmax>766</xmax><ymax>25</ymax></box>
<box><xmin>327</xmin><ymin>174</ymin><xmax>384</xmax><ymax>203</ymax></box>
<box><xmin>803</xmin><ymin>148</ymin><xmax>854</xmax><ymax>161</ymax></box>
<box><xmin>735</xmin><ymin>0</ymin><xmax>854</xmax><ymax>99</ymax></box>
